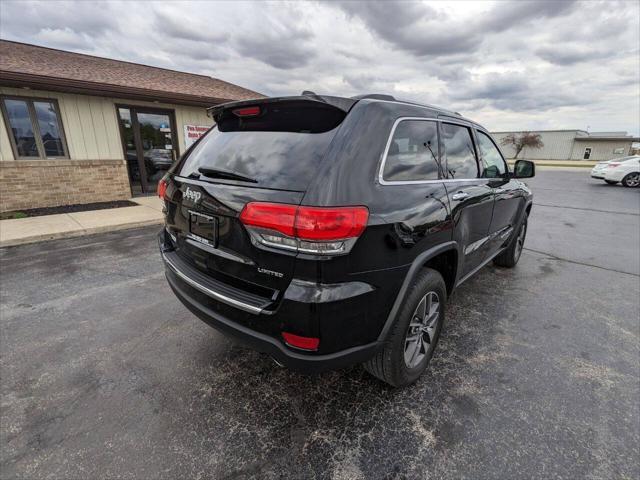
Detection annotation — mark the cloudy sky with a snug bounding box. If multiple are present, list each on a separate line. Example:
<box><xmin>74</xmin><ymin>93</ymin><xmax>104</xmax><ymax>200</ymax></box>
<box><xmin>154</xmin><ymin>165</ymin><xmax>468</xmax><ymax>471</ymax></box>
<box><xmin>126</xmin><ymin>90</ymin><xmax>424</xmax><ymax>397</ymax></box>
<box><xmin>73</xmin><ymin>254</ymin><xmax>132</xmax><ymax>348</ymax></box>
<box><xmin>1</xmin><ymin>0</ymin><xmax>638</xmax><ymax>134</ymax></box>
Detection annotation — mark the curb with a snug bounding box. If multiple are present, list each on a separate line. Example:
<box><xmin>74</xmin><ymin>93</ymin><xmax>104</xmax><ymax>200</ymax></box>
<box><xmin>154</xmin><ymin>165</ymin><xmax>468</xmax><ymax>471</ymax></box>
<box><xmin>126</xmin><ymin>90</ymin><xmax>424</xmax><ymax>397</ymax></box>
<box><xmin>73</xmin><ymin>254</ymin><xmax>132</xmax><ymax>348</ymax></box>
<box><xmin>508</xmin><ymin>163</ymin><xmax>596</xmax><ymax>168</ymax></box>
<box><xmin>0</xmin><ymin>218</ymin><xmax>163</xmax><ymax>248</ymax></box>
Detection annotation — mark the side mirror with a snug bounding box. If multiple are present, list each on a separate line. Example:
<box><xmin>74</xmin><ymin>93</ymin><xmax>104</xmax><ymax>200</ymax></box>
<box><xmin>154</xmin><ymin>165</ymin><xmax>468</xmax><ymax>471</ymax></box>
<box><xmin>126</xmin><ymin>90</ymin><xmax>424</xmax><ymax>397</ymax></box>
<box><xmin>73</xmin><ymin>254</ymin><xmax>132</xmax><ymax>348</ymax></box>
<box><xmin>513</xmin><ymin>159</ymin><xmax>535</xmax><ymax>178</ymax></box>
<box><xmin>484</xmin><ymin>165</ymin><xmax>500</xmax><ymax>178</ymax></box>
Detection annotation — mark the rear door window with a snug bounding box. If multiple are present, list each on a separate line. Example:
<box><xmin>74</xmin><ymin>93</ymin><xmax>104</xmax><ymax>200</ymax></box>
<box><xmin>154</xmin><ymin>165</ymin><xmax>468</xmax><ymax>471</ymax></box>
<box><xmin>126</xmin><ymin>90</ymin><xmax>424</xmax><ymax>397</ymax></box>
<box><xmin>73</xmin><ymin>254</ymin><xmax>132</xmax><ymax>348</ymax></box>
<box><xmin>382</xmin><ymin>119</ymin><xmax>440</xmax><ymax>182</ymax></box>
<box><xmin>441</xmin><ymin>123</ymin><xmax>478</xmax><ymax>179</ymax></box>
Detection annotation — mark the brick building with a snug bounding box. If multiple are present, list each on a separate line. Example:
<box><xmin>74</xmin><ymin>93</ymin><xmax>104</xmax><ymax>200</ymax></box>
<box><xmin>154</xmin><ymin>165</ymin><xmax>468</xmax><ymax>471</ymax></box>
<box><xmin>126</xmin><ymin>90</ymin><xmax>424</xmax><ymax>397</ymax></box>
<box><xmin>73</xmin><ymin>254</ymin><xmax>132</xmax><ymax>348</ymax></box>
<box><xmin>0</xmin><ymin>40</ymin><xmax>262</xmax><ymax>213</ymax></box>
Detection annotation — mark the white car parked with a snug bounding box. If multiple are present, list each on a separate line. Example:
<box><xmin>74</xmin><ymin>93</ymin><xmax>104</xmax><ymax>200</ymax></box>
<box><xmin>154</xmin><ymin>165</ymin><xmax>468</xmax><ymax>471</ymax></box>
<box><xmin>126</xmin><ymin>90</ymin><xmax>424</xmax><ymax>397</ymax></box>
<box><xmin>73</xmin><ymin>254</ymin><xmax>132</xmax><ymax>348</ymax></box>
<box><xmin>591</xmin><ymin>156</ymin><xmax>640</xmax><ymax>187</ymax></box>
<box><xmin>591</xmin><ymin>158</ymin><xmax>628</xmax><ymax>181</ymax></box>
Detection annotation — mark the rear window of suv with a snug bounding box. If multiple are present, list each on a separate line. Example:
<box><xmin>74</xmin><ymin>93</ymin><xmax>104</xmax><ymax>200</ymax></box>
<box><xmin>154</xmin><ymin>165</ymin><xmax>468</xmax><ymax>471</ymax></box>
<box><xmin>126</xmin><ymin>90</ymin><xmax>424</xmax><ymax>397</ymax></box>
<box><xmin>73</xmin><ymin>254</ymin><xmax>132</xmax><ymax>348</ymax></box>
<box><xmin>179</xmin><ymin>101</ymin><xmax>345</xmax><ymax>191</ymax></box>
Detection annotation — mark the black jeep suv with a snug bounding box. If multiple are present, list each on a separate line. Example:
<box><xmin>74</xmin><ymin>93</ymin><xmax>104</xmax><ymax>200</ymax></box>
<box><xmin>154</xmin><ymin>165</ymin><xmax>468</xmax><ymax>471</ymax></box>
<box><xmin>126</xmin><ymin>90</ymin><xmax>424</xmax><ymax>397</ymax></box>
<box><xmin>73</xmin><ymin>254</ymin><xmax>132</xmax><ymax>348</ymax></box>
<box><xmin>158</xmin><ymin>93</ymin><xmax>534</xmax><ymax>387</ymax></box>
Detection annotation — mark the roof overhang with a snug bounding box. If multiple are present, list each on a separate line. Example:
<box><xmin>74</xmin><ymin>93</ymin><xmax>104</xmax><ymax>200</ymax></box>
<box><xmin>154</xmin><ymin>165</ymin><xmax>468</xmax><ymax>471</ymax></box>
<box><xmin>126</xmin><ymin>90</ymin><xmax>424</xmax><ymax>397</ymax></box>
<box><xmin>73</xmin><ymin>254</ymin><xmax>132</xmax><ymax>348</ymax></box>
<box><xmin>0</xmin><ymin>71</ymin><xmax>233</xmax><ymax>107</ymax></box>
<box><xmin>574</xmin><ymin>136</ymin><xmax>640</xmax><ymax>142</ymax></box>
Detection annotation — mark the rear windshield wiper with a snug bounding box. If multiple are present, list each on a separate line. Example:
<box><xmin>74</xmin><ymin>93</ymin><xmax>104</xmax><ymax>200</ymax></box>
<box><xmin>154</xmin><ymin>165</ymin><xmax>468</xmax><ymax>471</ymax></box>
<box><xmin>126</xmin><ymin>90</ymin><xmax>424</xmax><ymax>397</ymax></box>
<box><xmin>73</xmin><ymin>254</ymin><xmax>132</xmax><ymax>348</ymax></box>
<box><xmin>197</xmin><ymin>167</ymin><xmax>258</xmax><ymax>184</ymax></box>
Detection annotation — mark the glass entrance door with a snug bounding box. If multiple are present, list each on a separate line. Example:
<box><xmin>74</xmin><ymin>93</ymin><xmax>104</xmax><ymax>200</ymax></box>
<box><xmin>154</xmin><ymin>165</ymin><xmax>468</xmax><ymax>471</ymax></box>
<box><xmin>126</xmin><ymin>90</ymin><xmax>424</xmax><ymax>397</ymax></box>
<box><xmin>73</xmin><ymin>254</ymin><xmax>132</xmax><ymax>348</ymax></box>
<box><xmin>117</xmin><ymin>107</ymin><xmax>178</xmax><ymax>195</ymax></box>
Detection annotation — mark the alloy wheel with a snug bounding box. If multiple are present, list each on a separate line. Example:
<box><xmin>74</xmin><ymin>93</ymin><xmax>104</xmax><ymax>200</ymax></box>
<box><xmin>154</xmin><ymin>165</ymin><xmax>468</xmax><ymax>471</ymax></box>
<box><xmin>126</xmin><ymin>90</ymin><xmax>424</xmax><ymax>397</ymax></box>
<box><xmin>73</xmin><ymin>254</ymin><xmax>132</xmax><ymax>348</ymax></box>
<box><xmin>404</xmin><ymin>291</ymin><xmax>440</xmax><ymax>368</ymax></box>
<box><xmin>624</xmin><ymin>173</ymin><xmax>640</xmax><ymax>187</ymax></box>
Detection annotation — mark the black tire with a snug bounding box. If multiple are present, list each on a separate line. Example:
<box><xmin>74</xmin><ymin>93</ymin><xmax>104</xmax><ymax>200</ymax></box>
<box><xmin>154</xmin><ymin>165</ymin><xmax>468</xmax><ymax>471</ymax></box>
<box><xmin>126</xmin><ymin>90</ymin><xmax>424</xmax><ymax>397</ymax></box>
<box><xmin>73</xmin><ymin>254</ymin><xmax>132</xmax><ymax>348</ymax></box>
<box><xmin>605</xmin><ymin>180</ymin><xmax>618</xmax><ymax>185</ymax></box>
<box><xmin>494</xmin><ymin>215</ymin><xmax>528</xmax><ymax>268</ymax></box>
<box><xmin>622</xmin><ymin>172</ymin><xmax>640</xmax><ymax>188</ymax></box>
<box><xmin>364</xmin><ymin>268</ymin><xmax>446</xmax><ymax>387</ymax></box>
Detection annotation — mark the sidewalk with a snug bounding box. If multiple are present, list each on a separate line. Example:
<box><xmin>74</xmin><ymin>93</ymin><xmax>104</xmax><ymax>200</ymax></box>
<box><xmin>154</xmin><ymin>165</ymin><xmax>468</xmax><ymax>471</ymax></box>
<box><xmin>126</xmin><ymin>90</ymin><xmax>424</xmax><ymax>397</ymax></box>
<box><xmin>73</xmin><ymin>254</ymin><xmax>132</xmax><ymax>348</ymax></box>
<box><xmin>507</xmin><ymin>159</ymin><xmax>597</xmax><ymax>168</ymax></box>
<box><xmin>0</xmin><ymin>197</ymin><xmax>164</xmax><ymax>247</ymax></box>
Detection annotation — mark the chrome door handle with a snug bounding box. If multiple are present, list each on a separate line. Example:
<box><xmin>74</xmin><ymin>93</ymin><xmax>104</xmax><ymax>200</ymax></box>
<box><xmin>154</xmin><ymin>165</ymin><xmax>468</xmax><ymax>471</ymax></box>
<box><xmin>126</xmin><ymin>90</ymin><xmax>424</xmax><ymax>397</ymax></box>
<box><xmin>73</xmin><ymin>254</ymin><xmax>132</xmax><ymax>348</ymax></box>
<box><xmin>451</xmin><ymin>192</ymin><xmax>469</xmax><ymax>200</ymax></box>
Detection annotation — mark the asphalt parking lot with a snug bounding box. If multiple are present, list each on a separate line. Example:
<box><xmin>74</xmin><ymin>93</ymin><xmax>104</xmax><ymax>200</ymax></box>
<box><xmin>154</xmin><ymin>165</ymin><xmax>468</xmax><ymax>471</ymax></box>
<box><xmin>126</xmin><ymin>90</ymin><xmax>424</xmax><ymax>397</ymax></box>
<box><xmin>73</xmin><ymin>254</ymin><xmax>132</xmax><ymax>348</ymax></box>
<box><xmin>1</xmin><ymin>169</ymin><xmax>638</xmax><ymax>479</ymax></box>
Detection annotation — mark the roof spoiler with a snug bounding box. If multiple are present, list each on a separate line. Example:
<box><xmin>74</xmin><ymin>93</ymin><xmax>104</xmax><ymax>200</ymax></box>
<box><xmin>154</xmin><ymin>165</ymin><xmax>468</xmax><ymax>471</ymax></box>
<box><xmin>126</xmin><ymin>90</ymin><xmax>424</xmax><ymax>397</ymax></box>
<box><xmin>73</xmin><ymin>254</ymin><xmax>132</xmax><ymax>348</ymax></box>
<box><xmin>207</xmin><ymin>95</ymin><xmax>357</xmax><ymax>120</ymax></box>
<box><xmin>351</xmin><ymin>93</ymin><xmax>396</xmax><ymax>101</ymax></box>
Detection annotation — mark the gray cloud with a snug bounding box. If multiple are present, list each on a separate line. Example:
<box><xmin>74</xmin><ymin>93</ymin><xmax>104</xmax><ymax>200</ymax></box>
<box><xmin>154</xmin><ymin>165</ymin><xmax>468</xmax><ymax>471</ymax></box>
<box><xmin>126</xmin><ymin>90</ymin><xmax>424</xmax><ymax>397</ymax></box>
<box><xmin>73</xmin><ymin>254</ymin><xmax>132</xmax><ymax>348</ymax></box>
<box><xmin>162</xmin><ymin>39</ymin><xmax>229</xmax><ymax>63</ymax></box>
<box><xmin>554</xmin><ymin>4</ymin><xmax>629</xmax><ymax>42</ymax></box>
<box><xmin>335</xmin><ymin>48</ymin><xmax>372</xmax><ymax>62</ymax></box>
<box><xmin>536</xmin><ymin>45</ymin><xmax>613</xmax><ymax>65</ymax></box>
<box><xmin>0</xmin><ymin>0</ymin><xmax>637</xmax><ymax>134</ymax></box>
<box><xmin>450</xmin><ymin>73</ymin><xmax>582</xmax><ymax>111</ymax></box>
<box><xmin>235</xmin><ymin>24</ymin><xmax>315</xmax><ymax>69</ymax></box>
<box><xmin>331</xmin><ymin>0</ymin><xmax>578</xmax><ymax>57</ymax></box>
<box><xmin>334</xmin><ymin>1</ymin><xmax>480</xmax><ymax>56</ymax></box>
<box><xmin>482</xmin><ymin>0</ymin><xmax>577</xmax><ymax>32</ymax></box>
<box><xmin>34</xmin><ymin>28</ymin><xmax>90</xmax><ymax>50</ymax></box>
<box><xmin>1</xmin><ymin>1</ymin><xmax>119</xmax><ymax>37</ymax></box>
<box><xmin>342</xmin><ymin>74</ymin><xmax>380</xmax><ymax>91</ymax></box>
<box><xmin>152</xmin><ymin>11</ymin><xmax>228</xmax><ymax>43</ymax></box>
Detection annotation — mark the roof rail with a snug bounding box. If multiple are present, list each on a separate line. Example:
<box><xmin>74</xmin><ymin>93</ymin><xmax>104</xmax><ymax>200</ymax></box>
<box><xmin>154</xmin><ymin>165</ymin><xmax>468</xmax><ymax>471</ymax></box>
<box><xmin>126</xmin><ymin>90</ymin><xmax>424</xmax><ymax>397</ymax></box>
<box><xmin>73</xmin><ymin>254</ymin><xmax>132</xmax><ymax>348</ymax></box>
<box><xmin>351</xmin><ymin>94</ymin><xmax>396</xmax><ymax>101</ymax></box>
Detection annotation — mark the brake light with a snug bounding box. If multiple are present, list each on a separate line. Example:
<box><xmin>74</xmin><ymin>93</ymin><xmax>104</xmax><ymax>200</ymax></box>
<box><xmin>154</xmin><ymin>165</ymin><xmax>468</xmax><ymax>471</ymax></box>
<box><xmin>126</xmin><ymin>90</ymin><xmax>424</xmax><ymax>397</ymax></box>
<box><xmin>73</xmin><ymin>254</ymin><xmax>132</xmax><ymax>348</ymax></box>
<box><xmin>239</xmin><ymin>202</ymin><xmax>369</xmax><ymax>255</ymax></box>
<box><xmin>157</xmin><ymin>178</ymin><xmax>168</xmax><ymax>199</ymax></box>
<box><xmin>232</xmin><ymin>106</ymin><xmax>260</xmax><ymax>117</ymax></box>
<box><xmin>239</xmin><ymin>202</ymin><xmax>296</xmax><ymax>236</ymax></box>
<box><xmin>295</xmin><ymin>206</ymin><xmax>368</xmax><ymax>240</ymax></box>
<box><xmin>282</xmin><ymin>332</ymin><xmax>319</xmax><ymax>351</ymax></box>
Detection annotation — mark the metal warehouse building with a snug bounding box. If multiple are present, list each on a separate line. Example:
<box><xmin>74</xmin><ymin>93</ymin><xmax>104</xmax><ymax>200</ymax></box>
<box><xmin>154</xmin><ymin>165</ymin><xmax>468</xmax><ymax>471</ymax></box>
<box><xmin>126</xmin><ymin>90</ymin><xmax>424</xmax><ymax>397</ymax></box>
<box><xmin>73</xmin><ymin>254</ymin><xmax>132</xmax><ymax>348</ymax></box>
<box><xmin>491</xmin><ymin>130</ymin><xmax>640</xmax><ymax>162</ymax></box>
<box><xmin>0</xmin><ymin>40</ymin><xmax>262</xmax><ymax>213</ymax></box>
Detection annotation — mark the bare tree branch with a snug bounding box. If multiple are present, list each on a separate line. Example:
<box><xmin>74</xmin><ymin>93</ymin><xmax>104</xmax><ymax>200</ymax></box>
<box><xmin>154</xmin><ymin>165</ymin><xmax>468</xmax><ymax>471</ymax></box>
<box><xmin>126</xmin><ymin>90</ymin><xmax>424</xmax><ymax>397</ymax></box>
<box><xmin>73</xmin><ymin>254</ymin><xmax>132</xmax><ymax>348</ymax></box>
<box><xmin>500</xmin><ymin>132</ymin><xmax>544</xmax><ymax>158</ymax></box>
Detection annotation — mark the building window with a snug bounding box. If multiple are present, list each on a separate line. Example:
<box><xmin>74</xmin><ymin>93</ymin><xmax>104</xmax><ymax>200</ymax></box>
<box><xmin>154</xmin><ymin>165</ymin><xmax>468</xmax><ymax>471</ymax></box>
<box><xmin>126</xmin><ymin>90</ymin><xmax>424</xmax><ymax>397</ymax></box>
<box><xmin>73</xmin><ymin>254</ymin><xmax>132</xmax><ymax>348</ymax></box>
<box><xmin>1</xmin><ymin>96</ymin><xmax>68</xmax><ymax>159</ymax></box>
<box><xmin>613</xmin><ymin>147</ymin><xmax>625</xmax><ymax>155</ymax></box>
<box><xmin>583</xmin><ymin>147</ymin><xmax>592</xmax><ymax>160</ymax></box>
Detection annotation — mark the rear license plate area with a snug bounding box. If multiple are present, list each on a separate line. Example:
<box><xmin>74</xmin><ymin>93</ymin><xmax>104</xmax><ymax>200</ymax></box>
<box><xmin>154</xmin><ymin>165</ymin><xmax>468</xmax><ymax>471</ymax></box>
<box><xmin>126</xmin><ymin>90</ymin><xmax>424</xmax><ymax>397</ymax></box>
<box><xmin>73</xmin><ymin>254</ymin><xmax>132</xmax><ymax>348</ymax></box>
<box><xmin>188</xmin><ymin>210</ymin><xmax>218</xmax><ymax>247</ymax></box>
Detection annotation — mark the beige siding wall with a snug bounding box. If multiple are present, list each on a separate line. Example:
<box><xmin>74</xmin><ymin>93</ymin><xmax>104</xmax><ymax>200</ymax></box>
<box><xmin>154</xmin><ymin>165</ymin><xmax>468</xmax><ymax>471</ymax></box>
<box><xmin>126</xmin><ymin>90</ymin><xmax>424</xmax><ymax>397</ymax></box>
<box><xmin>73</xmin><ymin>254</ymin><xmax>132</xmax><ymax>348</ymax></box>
<box><xmin>569</xmin><ymin>140</ymin><xmax>633</xmax><ymax>161</ymax></box>
<box><xmin>173</xmin><ymin>104</ymin><xmax>214</xmax><ymax>154</ymax></box>
<box><xmin>0</xmin><ymin>87</ymin><xmax>214</xmax><ymax>161</ymax></box>
<box><xmin>491</xmin><ymin>130</ymin><xmax>636</xmax><ymax>162</ymax></box>
<box><xmin>0</xmin><ymin>87</ymin><xmax>214</xmax><ymax>211</ymax></box>
<box><xmin>491</xmin><ymin>131</ymin><xmax>579</xmax><ymax>160</ymax></box>
<box><xmin>0</xmin><ymin>103</ymin><xmax>13</xmax><ymax>161</ymax></box>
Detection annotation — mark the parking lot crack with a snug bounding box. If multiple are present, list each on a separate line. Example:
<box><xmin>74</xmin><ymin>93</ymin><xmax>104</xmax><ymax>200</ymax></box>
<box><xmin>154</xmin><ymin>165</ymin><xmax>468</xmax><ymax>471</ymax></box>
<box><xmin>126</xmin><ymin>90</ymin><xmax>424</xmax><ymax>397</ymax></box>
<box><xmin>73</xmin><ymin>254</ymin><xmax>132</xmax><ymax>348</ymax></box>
<box><xmin>534</xmin><ymin>202</ymin><xmax>640</xmax><ymax>216</ymax></box>
<box><xmin>523</xmin><ymin>248</ymin><xmax>640</xmax><ymax>277</ymax></box>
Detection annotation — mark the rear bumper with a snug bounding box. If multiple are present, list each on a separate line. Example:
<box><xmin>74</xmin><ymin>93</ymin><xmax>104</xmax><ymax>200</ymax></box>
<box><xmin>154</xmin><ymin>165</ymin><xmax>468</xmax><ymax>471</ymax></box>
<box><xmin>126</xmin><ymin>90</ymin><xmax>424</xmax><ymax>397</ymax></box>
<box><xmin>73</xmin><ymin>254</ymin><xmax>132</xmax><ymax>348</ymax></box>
<box><xmin>165</xmin><ymin>270</ymin><xmax>381</xmax><ymax>372</ymax></box>
<box><xmin>604</xmin><ymin>171</ymin><xmax>626</xmax><ymax>182</ymax></box>
<box><xmin>159</xmin><ymin>230</ymin><xmax>390</xmax><ymax>372</ymax></box>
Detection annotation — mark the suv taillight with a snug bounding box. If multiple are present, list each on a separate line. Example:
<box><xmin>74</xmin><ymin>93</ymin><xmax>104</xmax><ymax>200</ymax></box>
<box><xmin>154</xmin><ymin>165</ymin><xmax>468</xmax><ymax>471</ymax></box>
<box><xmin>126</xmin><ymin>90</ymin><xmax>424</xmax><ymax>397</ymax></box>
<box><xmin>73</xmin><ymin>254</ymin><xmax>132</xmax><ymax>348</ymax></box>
<box><xmin>157</xmin><ymin>177</ymin><xmax>168</xmax><ymax>199</ymax></box>
<box><xmin>239</xmin><ymin>202</ymin><xmax>369</xmax><ymax>255</ymax></box>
